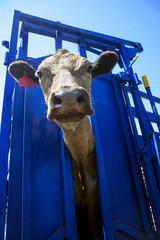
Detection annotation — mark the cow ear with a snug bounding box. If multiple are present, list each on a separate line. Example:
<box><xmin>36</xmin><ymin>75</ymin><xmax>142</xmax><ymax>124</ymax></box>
<box><xmin>91</xmin><ymin>51</ymin><xmax>118</xmax><ymax>79</ymax></box>
<box><xmin>8</xmin><ymin>60</ymin><xmax>39</xmax><ymax>85</ymax></box>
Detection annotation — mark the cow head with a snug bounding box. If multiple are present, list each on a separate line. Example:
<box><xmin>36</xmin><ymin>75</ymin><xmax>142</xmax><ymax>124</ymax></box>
<box><xmin>8</xmin><ymin>49</ymin><xmax>118</xmax><ymax>126</ymax></box>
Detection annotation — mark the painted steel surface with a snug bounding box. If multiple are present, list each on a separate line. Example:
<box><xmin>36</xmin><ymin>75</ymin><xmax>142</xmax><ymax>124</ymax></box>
<box><xmin>92</xmin><ymin>75</ymin><xmax>150</xmax><ymax>239</ymax></box>
<box><xmin>1</xmin><ymin>10</ymin><xmax>160</xmax><ymax>240</ymax></box>
<box><xmin>8</xmin><ymin>84</ymin><xmax>66</xmax><ymax>240</ymax></box>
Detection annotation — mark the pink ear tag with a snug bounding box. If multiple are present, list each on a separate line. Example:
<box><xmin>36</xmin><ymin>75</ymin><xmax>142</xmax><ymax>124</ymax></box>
<box><xmin>19</xmin><ymin>71</ymin><xmax>34</xmax><ymax>87</ymax></box>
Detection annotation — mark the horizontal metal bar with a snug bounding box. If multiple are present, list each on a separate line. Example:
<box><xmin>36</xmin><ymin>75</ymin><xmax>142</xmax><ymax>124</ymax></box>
<box><xmin>20</xmin><ymin>22</ymin><xmax>143</xmax><ymax>62</ymax></box>
<box><xmin>145</xmin><ymin>87</ymin><xmax>160</xmax><ymax>132</ymax></box>
<box><xmin>126</xmin><ymin>86</ymin><xmax>160</xmax><ymax>104</ymax></box>
<box><xmin>17</xmin><ymin>10</ymin><xmax>143</xmax><ymax>51</ymax></box>
<box><xmin>140</xmin><ymin>91</ymin><xmax>160</xmax><ymax>104</ymax></box>
<box><xmin>86</xmin><ymin>38</ymin><xmax>115</xmax><ymax>51</ymax></box>
<box><xmin>86</xmin><ymin>46</ymin><xmax>102</xmax><ymax>55</ymax></box>
<box><xmin>20</xmin><ymin>22</ymin><xmax>56</xmax><ymax>38</ymax></box>
<box><xmin>27</xmin><ymin>54</ymin><xmax>52</xmax><ymax>65</ymax></box>
<box><xmin>131</xmin><ymin>107</ymin><xmax>158</xmax><ymax>124</ymax></box>
<box><xmin>20</xmin><ymin>23</ymin><xmax>117</xmax><ymax>51</ymax></box>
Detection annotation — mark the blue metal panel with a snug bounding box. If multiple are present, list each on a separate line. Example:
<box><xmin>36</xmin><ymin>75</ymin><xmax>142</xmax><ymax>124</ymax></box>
<box><xmin>6</xmin><ymin>84</ymin><xmax>77</xmax><ymax>240</ymax></box>
<box><xmin>6</xmin><ymin>84</ymin><xmax>25</xmax><ymax>240</ymax></box>
<box><xmin>91</xmin><ymin>75</ymin><xmax>150</xmax><ymax>239</ymax></box>
<box><xmin>25</xmin><ymin>85</ymin><xmax>65</xmax><ymax>240</ymax></box>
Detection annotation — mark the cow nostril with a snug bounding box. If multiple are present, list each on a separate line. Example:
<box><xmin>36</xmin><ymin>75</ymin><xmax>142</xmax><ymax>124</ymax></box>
<box><xmin>52</xmin><ymin>95</ymin><xmax>62</xmax><ymax>105</ymax></box>
<box><xmin>77</xmin><ymin>93</ymin><xmax>86</xmax><ymax>104</ymax></box>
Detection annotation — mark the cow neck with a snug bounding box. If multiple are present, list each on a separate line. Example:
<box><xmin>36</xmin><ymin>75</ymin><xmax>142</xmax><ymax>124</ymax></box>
<box><xmin>61</xmin><ymin>116</ymin><xmax>95</xmax><ymax>167</ymax></box>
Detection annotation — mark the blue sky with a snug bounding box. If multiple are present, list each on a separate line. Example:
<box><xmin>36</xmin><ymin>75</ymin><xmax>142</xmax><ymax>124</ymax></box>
<box><xmin>0</xmin><ymin>0</ymin><xmax>160</xmax><ymax>123</ymax></box>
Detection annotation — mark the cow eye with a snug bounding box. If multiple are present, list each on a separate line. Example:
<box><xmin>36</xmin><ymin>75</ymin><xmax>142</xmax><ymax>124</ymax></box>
<box><xmin>86</xmin><ymin>65</ymin><xmax>93</xmax><ymax>74</ymax></box>
<box><xmin>37</xmin><ymin>71</ymin><xmax>43</xmax><ymax>79</ymax></box>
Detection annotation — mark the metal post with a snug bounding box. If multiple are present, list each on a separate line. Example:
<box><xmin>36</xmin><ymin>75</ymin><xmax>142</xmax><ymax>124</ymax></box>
<box><xmin>55</xmin><ymin>31</ymin><xmax>62</xmax><ymax>50</ymax></box>
<box><xmin>78</xmin><ymin>39</ymin><xmax>87</xmax><ymax>58</ymax></box>
<box><xmin>18</xmin><ymin>31</ymin><xmax>32</xmax><ymax>240</ymax></box>
<box><xmin>0</xmin><ymin>10</ymin><xmax>21</xmax><ymax>240</ymax></box>
<box><xmin>91</xmin><ymin>109</ymin><xmax>116</xmax><ymax>240</ymax></box>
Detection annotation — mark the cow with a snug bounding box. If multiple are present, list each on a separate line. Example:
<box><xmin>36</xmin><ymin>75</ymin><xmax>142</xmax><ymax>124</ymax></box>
<box><xmin>8</xmin><ymin>48</ymin><xmax>118</xmax><ymax>240</ymax></box>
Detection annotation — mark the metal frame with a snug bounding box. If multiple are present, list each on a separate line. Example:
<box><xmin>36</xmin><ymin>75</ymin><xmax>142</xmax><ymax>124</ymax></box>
<box><xmin>117</xmin><ymin>45</ymin><xmax>160</xmax><ymax>238</ymax></box>
<box><xmin>1</xmin><ymin>10</ymin><xmax>160</xmax><ymax>240</ymax></box>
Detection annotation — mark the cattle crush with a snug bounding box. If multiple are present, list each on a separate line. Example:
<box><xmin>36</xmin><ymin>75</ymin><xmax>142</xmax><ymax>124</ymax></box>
<box><xmin>0</xmin><ymin>10</ymin><xmax>160</xmax><ymax>240</ymax></box>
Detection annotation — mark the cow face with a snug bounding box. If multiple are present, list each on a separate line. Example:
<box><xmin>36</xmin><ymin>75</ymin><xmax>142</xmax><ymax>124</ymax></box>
<box><xmin>8</xmin><ymin>49</ymin><xmax>118</xmax><ymax>124</ymax></box>
<box><xmin>36</xmin><ymin>49</ymin><xmax>96</xmax><ymax>123</ymax></box>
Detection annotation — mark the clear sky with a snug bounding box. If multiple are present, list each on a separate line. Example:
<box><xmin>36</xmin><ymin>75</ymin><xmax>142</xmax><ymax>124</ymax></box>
<box><xmin>0</xmin><ymin>0</ymin><xmax>160</xmax><ymax>124</ymax></box>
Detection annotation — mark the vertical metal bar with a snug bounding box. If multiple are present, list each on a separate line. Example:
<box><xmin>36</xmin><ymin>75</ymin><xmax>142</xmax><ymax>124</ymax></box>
<box><xmin>78</xmin><ymin>39</ymin><xmax>87</xmax><ymax>58</ymax></box>
<box><xmin>21</xmin><ymin>88</ymin><xmax>32</xmax><ymax>240</ymax></box>
<box><xmin>22</xmin><ymin>33</ymin><xmax>28</xmax><ymax>60</ymax></box>
<box><xmin>91</xmin><ymin>110</ymin><xmax>116</xmax><ymax>240</ymax></box>
<box><xmin>55</xmin><ymin>31</ymin><xmax>62</xmax><ymax>50</ymax></box>
<box><xmin>19</xmin><ymin>32</ymin><xmax>32</xmax><ymax>240</ymax></box>
<box><xmin>0</xmin><ymin>10</ymin><xmax>21</xmax><ymax>240</ymax></box>
<box><xmin>142</xmin><ymin>160</ymin><xmax>160</xmax><ymax>237</ymax></box>
<box><xmin>60</xmin><ymin>131</ymin><xmax>78</xmax><ymax>240</ymax></box>
<box><xmin>152</xmin><ymin>132</ymin><xmax>160</xmax><ymax>187</ymax></box>
<box><xmin>6</xmin><ymin>85</ymin><xmax>25</xmax><ymax>240</ymax></box>
<box><xmin>17</xmin><ymin>32</ymin><xmax>28</xmax><ymax>61</ymax></box>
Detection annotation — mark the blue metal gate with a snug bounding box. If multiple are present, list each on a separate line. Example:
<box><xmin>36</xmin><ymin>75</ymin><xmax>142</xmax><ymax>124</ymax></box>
<box><xmin>1</xmin><ymin>10</ymin><xmax>160</xmax><ymax>240</ymax></box>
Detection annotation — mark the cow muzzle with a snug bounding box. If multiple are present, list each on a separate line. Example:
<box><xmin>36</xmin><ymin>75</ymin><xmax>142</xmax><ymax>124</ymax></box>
<box><xmin>47</xmin><ymin>89</ymin><xmax>94</xmax><ymax>122</ymax></box>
